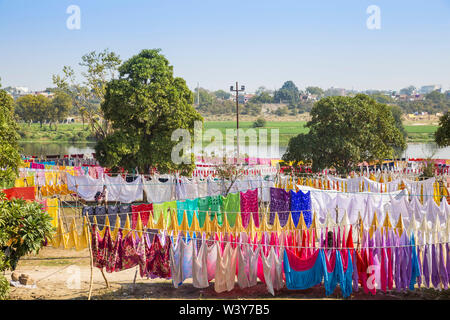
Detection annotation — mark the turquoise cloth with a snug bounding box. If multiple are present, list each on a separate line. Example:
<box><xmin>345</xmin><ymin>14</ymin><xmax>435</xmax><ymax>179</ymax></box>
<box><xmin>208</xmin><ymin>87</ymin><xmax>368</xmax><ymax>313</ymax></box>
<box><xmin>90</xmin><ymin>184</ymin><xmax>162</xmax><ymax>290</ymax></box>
<box><xmin>176</xmin><ymin>198</ymin><xmax>199</xmax><ymax>227</ymax></box>
<box><xmin>324</xmin><ymin>250</ymin><xmax>353</xmax><ymax>298</ymax></box>
<box><xmin>283</xmin><ymin>249</ymin><xmax>326</xmax><ymax>290</ymax></box>
<box><xmin>409</xmin><ymin>234</ymin><xmax>421</xmax><ymax>290</ymax></box>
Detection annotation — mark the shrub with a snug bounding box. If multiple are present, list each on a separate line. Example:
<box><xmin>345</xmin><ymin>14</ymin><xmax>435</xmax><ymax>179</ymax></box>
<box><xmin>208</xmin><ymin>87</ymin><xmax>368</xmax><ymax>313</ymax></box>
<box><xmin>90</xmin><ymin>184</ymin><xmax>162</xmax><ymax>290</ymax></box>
<box><xmin>253</xmin><ymin>118</ymin><xmax>267</xmax><ymax>128</ymax></box>
<box><xmin>0</xmin><ymin>193</ymin><xmax>55</xmax><ymax>271</ymax></box>
<box><xmin>0</xmin><ymin>274</ymin><xmax>9</xmax><ymax>300</ymax></box>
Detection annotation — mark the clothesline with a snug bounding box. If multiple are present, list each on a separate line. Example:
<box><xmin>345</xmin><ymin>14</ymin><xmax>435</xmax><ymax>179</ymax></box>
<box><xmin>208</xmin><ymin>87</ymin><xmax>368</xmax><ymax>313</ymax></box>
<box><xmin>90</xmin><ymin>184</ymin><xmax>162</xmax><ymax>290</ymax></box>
<box><xmin>44</xmin><ymin>188</ymin><xmax>446</xmax><ymax>197</ymax></box>
<box><xmin>88</xmin><ymin>221</ymin><xmax>450</xmax><ymax>250</ymax></box>
<box><xmin>57</xmin><ymin>210</ymin><xmax>446</xmax><ymax>235</ymax></box>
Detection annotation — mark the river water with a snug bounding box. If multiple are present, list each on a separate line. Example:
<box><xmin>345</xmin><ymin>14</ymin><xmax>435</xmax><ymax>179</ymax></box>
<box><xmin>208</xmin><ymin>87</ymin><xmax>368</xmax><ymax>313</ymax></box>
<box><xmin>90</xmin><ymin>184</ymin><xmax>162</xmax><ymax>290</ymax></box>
<box><xmin>19</xmin><ymin>142</ymin><xmax>450</xmax><ymax>159</ymax></box>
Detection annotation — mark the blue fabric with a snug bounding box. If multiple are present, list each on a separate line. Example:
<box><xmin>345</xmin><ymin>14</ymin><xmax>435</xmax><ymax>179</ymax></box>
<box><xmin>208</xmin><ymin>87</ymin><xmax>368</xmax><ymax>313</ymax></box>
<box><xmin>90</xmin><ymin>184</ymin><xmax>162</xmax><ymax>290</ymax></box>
<box><xmin>323</xmin><ymin>250</ymin><xmax>353</xmax><ymax>298</ymax></box>
<box><xmin>283</xmin><ymin>249</ymin><xmax>327</xmax><ymax>290</ymax></box>
<box><xmin>324</xmin><ymin>251</ymin><xmax>342</xmax><ymax>296</ymax></box>
<box><xmin>339</xmin><ymin>250</ymin><xmax>354</xmax><ymax>298</ymax></box>
<box><xmin>409</xmin><ymin>234</ymin><xmax>421</xmax><ymax>290</ymax></box>
<box><xmin>289</xmin><ymin>189</ymin><xmax>312</xmax><ymax>228</ymax></box>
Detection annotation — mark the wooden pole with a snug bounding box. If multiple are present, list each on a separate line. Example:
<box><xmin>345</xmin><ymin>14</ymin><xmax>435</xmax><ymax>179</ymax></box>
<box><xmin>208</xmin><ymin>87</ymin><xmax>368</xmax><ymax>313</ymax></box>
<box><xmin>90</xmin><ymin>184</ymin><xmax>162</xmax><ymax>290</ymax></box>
<box><xmin>100</xmin><ymin>268</ymin><xmax>110</xmax><ymax>288</ymax></box>
<box><xmin>86</xmin><ymin>218</ymin><xmax>94</xmax><ymax>300</ymax></box>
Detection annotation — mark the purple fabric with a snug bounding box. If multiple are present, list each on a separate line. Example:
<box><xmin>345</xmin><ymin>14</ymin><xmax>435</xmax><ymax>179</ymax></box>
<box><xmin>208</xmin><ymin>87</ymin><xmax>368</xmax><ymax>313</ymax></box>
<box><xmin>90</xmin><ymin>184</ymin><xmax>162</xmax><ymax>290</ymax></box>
<box><xmin>447</xmin><ymin>244</ymin><xmax>450</xmax><ymax>285</ymax></box>
<box><xmin>380</xmin><ymin>232</ymin><xmax>388</xmax><ymax>292</ymax></box>
<box><xmin>399</xmin><ymin>234</ymin><xmax>408</xmax><ymax>291</ymax></box>
<box><xmin>423</xmin><ymin>245</ymin><xmax>430</xmax><ymax>288</ymax></box>
<box><xmin>405</xmin><ymin>236</ymin><xmax>412</xmax><ymax>291</ymax></box>
<box><xmin>269</xmin><ymin>187</ymin><xmax>290</xmax><ymax>227</ymax></box>
<box><xmin>431</xmin><ymin>244</ymin><xmax>440</xmax><ymax>288</ymax></box>
<box><xmin>352</xmin><ymin>250</ymin><xmax>359</xmax><ymax>292</ymax></box>
<box><xmin>438</xmin><ymin>243</ymin><xmax>449</xmax><ymax>289</ymax></box>
<box><xmin>416</xmin><ymin>246</ymin><xmax>422</xmax><ymax>287</ymax></box>
<box><xmin>394</xmin><ymin>234</ymin><xmax>401</xmax><ymax>291</ymax></box>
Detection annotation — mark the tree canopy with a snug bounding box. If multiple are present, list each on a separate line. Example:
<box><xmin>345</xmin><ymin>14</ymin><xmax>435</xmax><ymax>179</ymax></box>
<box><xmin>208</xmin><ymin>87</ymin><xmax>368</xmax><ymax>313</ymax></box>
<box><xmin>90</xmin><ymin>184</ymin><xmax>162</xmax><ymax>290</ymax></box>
<box><xmin>49</xmin><ymin>91</ymin><xmax>73</xmax><ymax>129</ymax></box>
<box><xmin>0</xmin><ymin>90</ymin><xmax>22</xmax><ymax>187</ymax></box>
<box><xmin>15</xmin><ymin>94</ymin><xmax>51</xmax><ymax>126</ymax></box>
<box><xmin>274</xmin><ymin>81</ymin><xmax>300</xmax><ymax>105</ymax></box>
<box><xmin>306</xmin><ymin>86</ymin><xmax>324</xmax><ymax>97</ymax></box>
<box><xmin>95</xmin><ymin>49</ymin><xmax>203</xmax><ymax>174</ymax></box>
<box><xmin>283</xmin><ymin>94</ymin><xmax>406</xmax><ymax>173</ymax></box>
<box><xmin>435</xmin><ymin>111</ymin><xmax>450</xmax><ymax>147</ymax></box>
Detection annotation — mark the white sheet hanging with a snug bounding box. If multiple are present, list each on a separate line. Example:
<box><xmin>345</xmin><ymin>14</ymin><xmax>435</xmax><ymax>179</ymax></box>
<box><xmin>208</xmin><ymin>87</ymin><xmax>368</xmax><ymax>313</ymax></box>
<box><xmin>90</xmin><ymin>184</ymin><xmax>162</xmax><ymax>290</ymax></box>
<box><xmin>104</xmin><ymin>174</ymin><xmax>143</xmax><ymax>203</ymax></box>
<box><xmin>67</xmin><ymin>173</ymin><xmax>104</xmax><ymax>201</ymax></box>
<box><xmin>143</xmin><ymin>174</ymin><xmax>175</xmax><ymax>203</ymax></box>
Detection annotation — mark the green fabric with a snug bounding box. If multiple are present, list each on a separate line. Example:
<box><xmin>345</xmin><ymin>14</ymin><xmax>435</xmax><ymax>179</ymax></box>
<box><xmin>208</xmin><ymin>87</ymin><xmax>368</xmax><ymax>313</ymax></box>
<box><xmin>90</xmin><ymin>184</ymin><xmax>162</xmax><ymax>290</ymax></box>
<box><xmin>208</xmin><ymin>195</ymin><xmax>223</xmax><ymax>226</ymax></box>
<box><xmin>197</xmin><ymin>197</ymin><xmax>209</xmax><ymax>227</ymax></box>
<box><xmin>220</xmin><ymin>192</ymin><xmax>240</xmax><ymax>227</ymax></box>
<box><xmin>176</xmin><ymin>198</ymin><xmax>198</xmax><ymax>227</ymax></box>
<box><xmin>153</xmin><ymin>201</ymin><xmax>177</xmax><ymax>227</ymax></box>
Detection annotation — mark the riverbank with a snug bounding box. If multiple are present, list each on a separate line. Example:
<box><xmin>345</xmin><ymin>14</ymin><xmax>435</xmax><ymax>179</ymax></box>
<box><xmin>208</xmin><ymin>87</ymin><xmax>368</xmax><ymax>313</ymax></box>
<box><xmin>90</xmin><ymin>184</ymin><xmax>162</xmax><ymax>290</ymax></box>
<box><xmin>19</xmin><ymin>121</ymin><xmax>438</xmax><ymax>146</ymax></box>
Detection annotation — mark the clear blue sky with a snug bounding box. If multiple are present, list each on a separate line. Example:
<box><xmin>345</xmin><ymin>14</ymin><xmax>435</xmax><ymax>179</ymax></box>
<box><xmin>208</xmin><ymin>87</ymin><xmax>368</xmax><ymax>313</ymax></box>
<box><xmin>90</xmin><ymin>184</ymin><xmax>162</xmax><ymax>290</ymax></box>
<box><xmin>1</xmin><ymin>0</ymin><xmax>450</xmax><ymax>93</ymax></box>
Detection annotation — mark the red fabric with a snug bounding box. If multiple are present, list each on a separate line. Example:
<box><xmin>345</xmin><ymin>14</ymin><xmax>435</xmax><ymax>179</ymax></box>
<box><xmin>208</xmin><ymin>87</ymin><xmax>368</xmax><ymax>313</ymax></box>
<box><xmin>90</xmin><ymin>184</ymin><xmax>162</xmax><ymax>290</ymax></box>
<box><xmin>131</xmin><ymin>204</ymin><xmax>153</xmax><ymax>229</ymax></box>
<box><xmin>285</xmin><ymin>248</ymin><xmax>321</xmax><ymax>272</ymax></box>
<box><xmin>324</xmin><ymin>250</ymin><xmax>337</xmax><ymax>273</ymax></box>
<box><xmin>2</xmin><ymin>187</ymin><xmax>35</xmax><ymax>201</ymax></box>
<box><xmin>356</xmin><ymin>249</ymin><xmax>369</xmax><ymax>294</ymax></box>
<box><xmin>367</xmin><ymin>248</ymin><xmax>376</xmax><ymax>295</ymax></box>
<box><xmin>387</xmin><ymin>246</ymin><xmax>393</xmax><ymax>290</ymax></box>
<box><xmin>381</xmin><ymin>246</ymin><xmax>388</xmax><ymax>293</ymax></box>
<box><xmin>340</xmin><ymin>249</ymin><xmax>349</xmax><ymax>272</ymax></box>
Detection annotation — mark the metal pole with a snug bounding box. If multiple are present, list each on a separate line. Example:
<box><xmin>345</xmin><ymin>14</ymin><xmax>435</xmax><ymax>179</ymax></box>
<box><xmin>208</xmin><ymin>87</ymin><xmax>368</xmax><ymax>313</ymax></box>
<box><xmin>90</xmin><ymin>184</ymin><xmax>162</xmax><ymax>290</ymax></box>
<box><xmin>236</xmin><ymin>81</ymin><xmax>239</xmax><ymax>158</ymax></box>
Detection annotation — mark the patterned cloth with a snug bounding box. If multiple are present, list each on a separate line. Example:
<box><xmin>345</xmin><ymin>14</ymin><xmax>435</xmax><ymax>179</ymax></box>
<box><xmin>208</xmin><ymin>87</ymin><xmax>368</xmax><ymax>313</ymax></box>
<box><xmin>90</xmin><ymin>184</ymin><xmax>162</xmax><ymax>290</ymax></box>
<box><xmin>269</xmin><ymin>187</ymin><xmax>290</xmax><ymax>227</ymax></box>
<box><xmin>240</xmin><ymin>189</ymin><xmax>259</xmax><ymax>228</ymax></box>
<box><xmin>131</xmin><ymin>203</ymin><xmax>153</xmax><ymax>229</ymax></box>
<box><xmin>290</xmin><ymin>189</ymin><xmax>312</xmax><ymax>228</ymax></box>
<box><xmin>140</xmin><ymin>233</ymin><xmax>171</xmax><ymax>279</ymax></box>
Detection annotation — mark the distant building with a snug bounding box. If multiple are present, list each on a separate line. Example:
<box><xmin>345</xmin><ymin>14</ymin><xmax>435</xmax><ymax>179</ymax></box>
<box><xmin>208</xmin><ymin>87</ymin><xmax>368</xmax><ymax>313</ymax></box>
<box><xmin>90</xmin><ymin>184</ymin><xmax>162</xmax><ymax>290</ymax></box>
<box><xmin>235</xmin><ymin>93</ymin><xmax>254</xmax><ymax>104</ymax></box>
<box><xmin>419</xmin><ymin>85</ymin><xmax>441</xmax><ymax>94</ymax></box>
<box><xmin>325</xmin><ymin>87</ymin><xmax>346</xmax><ymax>97</ymax></box>
<box><xmin>34</xmin><ymin>91</ymin><xmax>55</xmax><ymax>98</ymax></box>
<box><xmin>4</xmin><ymin>86</ymin><xmax>31</xmax><ymax>98</ymax></box>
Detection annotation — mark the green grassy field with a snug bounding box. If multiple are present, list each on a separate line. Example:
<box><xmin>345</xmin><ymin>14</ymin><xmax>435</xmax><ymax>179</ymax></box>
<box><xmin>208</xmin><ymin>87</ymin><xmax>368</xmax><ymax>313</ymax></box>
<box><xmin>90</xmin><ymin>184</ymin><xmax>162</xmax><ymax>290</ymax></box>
<box><xmin>18</xmin><ymin>121</ymin><xmax>437</xmax><ymax>146</ymax></box>
<box><xmin>403</xmin><ymin>125</ymin><xmax>438</xmax><ymax>143</ymax></box>
<box><xmin>18</xmin><ymin>123</ymin><xmax>95</xmax><ymax>142</ymax></box>
<box><xmin>204</xmin><ymin>121</ymin><xmax>308</xmax><ymax>146</ymax></box>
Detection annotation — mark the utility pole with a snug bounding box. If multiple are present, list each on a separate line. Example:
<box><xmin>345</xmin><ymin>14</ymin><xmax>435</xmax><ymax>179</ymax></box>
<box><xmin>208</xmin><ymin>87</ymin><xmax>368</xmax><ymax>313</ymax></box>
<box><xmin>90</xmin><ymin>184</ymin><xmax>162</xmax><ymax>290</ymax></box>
<box><xmin>197</xmin><ymin>82</ymin><xmax>200</xmax><ymax>106</ymax></box>
<box><xmin>230</xmin><ymin>82</ymin><xmax>245</xmax><ymax>158</ymax></box>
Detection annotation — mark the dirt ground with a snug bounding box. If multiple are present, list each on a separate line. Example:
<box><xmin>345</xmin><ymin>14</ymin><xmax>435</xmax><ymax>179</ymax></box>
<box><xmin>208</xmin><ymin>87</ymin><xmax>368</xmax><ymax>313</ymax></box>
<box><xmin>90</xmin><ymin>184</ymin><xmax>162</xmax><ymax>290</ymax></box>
<box><xmin>5</xmin><ymin>246</ymin><xmax>450</xmax><ymax>300</ymax></box>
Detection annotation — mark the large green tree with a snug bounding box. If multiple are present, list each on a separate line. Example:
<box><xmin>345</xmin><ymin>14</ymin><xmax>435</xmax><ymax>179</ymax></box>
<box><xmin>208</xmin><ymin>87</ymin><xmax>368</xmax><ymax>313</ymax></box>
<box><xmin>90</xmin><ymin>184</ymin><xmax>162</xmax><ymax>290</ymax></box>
<box><xmin>0</xmin><ymin>89</ymin><xmax>22</xmax><ymax>187</ymax></box>
<box><xmin>15</xmin><ymin>94</ymin><xmax>51</xmax><ymax>127</ymax></box>
<box><xmin>48</xmin><ymin>91</ymin><xmax>73</xmax><ymax>130</ymax></box>
<box><xmin>274</xmin><ymin>81</ymin><xmax>300</xmax><ymax>105</ymax></box>
<box><xmin>435</xmin><ymin>111</ymin><xmax>450</xmax><ymax>147</ymax></box>
<box><xmin>95</xmin><ymin>49</ymin><xmax>203</xmax><ymax>174</ymax></box>
<box><xmin>283</xmin><ymin>94</ymin><xmax>406</xmax><ymax>173</ymax></box>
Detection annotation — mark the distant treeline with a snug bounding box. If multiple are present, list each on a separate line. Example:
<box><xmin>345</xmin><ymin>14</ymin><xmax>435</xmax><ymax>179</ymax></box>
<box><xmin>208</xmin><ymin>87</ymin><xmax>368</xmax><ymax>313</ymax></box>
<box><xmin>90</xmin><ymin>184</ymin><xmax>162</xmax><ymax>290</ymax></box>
<box><xmin>193</xmin><ymin>81</ymin><xmax>450</xmax><ymax>116</ymax></box>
